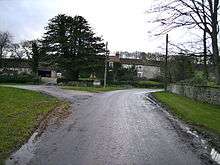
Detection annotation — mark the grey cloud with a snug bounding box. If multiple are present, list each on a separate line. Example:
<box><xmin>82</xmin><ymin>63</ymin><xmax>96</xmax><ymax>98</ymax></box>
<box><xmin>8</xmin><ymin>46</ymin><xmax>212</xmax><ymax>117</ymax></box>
<box><xmin>0</xmin><ymin>0</ymin><xmax>58</xmax><ymax>42</ymax></box>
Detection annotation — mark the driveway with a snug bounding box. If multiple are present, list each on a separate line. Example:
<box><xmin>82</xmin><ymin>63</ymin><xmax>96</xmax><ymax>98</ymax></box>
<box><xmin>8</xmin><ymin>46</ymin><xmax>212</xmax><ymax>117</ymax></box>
<box><xmin>6</xmin><ymin>86</ymin><xmax>212</xmax><ymax>165</ymax></box>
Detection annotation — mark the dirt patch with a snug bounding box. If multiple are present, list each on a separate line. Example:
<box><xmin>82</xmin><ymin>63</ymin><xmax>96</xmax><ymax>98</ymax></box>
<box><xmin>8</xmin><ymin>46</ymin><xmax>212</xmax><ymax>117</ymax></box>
<box><xmin>37</xmin><ymin>101</ymin><xmax>71</xmax><ymax>136</ymax></box>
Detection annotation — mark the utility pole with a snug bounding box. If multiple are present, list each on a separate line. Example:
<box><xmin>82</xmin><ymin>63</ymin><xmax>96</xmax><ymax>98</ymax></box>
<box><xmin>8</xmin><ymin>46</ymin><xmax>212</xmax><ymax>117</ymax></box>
<box><xmin>165</xmin><ymin>34</ymin><xmax>168</xmax><ymax>92</ymax></box>
<box><xmin>104</xmin><ymin>42</ymin><xmax>108</xmax><ymax>88</ymax></box>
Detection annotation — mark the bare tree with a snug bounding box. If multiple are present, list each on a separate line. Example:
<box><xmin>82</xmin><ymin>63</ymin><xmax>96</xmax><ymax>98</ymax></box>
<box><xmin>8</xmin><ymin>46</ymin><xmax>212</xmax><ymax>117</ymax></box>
<box><xmin>179</xmin><ymin>0</ymin><xmax>220</xmax><ymax>83</ymax></box>
<box><xmin>20</xmin><ymin>40</ymin><xmax>34</xmax><ymax>60</ymax></box>
<box><xmin>9</xmin><ymin>40</ymin><xmax>38</xmax><ymax>59</ymax></box>
<box><xmin>0</xmin><ymin>31</ymin><xmax>12</xmax><ymax>67</ymax></box>
<box><xmin>10</xmin><ymin>43</ymin><xmax>23</xmax><ymax>59</ymax></box>
<box><xmin>31</xmin><ymin>41</ymin><xmax>40</xmax><ymax>76</ymax></box>
<box><xmin>149</xmin><ymin>0</ymin><xmax>220</xmax><ymax>84</ymax></box>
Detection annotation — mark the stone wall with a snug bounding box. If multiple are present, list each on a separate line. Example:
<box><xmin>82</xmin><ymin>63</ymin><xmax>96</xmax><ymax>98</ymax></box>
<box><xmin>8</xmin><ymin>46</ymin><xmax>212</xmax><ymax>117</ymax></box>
<box><xmin>143</xmin><ymin>66</ymin><xmax>161</xmax><ymax>79</ymax></box>
<box><xmin>41</xmin><ymin>77</ymin><xmax>57</xmax><ymax>84</ymax></box>
<box><xmin>168</xmin><ymin>84</ymin><xmax>220</xmax><ymax>105</ymax></box>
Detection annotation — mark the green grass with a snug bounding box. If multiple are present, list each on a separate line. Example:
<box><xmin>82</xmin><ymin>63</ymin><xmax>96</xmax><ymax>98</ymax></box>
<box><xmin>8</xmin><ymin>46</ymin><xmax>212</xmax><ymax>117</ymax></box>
<box><xmin>62</xmin><ymin>86</ymin><xmax>124</xmax><ymax>93</ymax></box>
<box><xmin>135</xmin><ymin>80</ymin><xmax>164</xmax><ymax>89</ymax></box>
<box><xmin>78</xmin><ymin>78</ymin><xmax>94</xmax><ymax>81</ymax></box>
<box><xmin>138</xmin><ymin>80</ymin><xmax>162</xmax><ymax>85</ymax></box>
<box><xmin>207</xmin><ymin>81</ymin><xmax>220</xmax><ymax>88</ymax></box>
<box><xmin>153</xmin><ymin>92</ymin><xmax>220</xmax><ymax>135</ymax></box>
<box><xmin>0</xmin><ymin>86</ymin><xmax>66</xmax><ymax>164</ymax></box>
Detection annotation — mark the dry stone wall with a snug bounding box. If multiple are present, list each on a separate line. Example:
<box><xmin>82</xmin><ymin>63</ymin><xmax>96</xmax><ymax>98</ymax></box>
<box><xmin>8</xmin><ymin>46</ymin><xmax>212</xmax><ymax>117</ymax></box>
<box><xmin>168</xmin><ymin>84</ymin><xmax>220</xmax><ymax>105</ymax></box>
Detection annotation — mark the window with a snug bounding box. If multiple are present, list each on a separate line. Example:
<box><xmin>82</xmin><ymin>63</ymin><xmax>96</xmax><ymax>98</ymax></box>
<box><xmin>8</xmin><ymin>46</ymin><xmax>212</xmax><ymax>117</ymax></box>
<box><xmin>109</xmin><ymin>62</ymin><xmax>114</xmax><ymax>68</ymax></box>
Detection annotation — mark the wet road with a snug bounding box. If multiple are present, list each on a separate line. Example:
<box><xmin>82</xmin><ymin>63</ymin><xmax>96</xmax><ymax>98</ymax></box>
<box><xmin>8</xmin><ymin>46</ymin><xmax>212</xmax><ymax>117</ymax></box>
<box><xmin>7</xmin><ymin>86</ymin><xmax>209</xmax><ymax>165</ymax></box>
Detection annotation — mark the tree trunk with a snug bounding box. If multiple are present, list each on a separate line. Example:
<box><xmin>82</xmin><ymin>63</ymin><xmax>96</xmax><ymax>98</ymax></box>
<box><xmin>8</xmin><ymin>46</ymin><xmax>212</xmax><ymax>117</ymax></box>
<box><xmin>203</xmin><ymin>29</ymin><xmax>208</xmax><ymax>79</ymax></box>
<box><xmin>202</xmin><ymin>0</ymin><xmax>208</xmax><ymax>79</ymax></box>
<box><xmin>113</xmin><ymin>72</ymin><xmax>117</xmax><ymax>82</ymax></box>
<box><xmin>211</xmin><ymin>32</ymin><xmax>220</xmax><ymax>84</ymax></box>
<box><xmin>211</xmin><ymin>0</ymin><xmax>220</xmax><ymax>84</ymax></box>
<box><xmin>0</xmin><ymin>46</ymin><xmax>2</xmax><ymax>68</ymax></box>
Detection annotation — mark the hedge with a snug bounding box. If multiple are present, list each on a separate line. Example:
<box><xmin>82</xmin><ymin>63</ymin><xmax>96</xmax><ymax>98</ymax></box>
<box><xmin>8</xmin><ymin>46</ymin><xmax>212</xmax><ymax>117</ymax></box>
<box><xmin>0</xmin><ymin>73</ymin><xmax>40</xmax><ymax>84</ymax></box>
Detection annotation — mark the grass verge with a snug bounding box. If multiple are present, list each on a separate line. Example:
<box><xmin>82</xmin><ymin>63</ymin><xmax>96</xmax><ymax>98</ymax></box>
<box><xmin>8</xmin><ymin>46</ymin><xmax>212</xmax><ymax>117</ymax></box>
<box><xmin>152</xmin><ymin>92</ymin><xmax>220</xmax><ymax>142</ymax></box>
<box><xmin>61</xmin><ymin>86</ymin><xmax>124</xmax><ymax>93</ymax></box>
<box><xmin>0</xmin><ymin>86</ymin><xmax>68</xmax><ymax>164</ymax></box>
<box><xmin>134</xmin><ymin>80</ymin><xmax>164</xmax><ymax>89</ymax></box>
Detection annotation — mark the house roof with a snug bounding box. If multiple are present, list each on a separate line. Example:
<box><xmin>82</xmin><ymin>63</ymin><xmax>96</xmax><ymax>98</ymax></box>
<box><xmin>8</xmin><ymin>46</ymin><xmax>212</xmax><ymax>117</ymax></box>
<box><xmin>108</xmin><ymin>56</ymin><xmax>162</xmax><ymax>67</ymax></box>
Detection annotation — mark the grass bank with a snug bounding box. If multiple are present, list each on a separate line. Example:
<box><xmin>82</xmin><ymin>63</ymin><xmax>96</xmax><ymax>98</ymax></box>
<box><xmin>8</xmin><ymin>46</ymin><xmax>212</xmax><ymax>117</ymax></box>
<box><xmin>0</xmin><ymin>86</ymin><xmax>67</xmax><ymax>164</ymax></box>
<box><xmin>153</xmin><ymin>92</ymin><xmax>220</xmax><ymax>138</ymax></box>
<box><xmin>135</xmin><ymin>80</ymin><xmax>163</xmax><ymax>88</ymax></box>
<box><xmin>110</xmin><ymin>80</ymin><xmax>163</xmax><ymax>89</ymax></box>
<box><xmin>61</xmin><ymin>86</ymin><xmax>124</xmax><ymax>93</ymax></box>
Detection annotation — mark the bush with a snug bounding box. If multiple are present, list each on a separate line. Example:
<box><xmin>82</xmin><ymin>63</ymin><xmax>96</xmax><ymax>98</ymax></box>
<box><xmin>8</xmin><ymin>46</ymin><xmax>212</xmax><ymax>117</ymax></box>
<box><xmin>57</xmin><ymin>78</ymin><xmax>94</xmax><ymax>87</ymax></box>
<box><xmin>133</xmin><ymin>81</ymin><xmax>164</xmax><ymax>88</ymax></box>
<box><xmin>179</xmin><ymin>71</ymin><xmax>208</xmax><ymax>86</ymax></box>
<box><xmin>0</xmin><ymin>73</ymin><xmax>40</xmax><ymax>84</ymax></box>
<box><xmin>148</xmin><ymin>76</ymin><xmax>164</xmax><ymax>82</ymax></box>
<box><xmin>109</xmin><ymin>80</ymin><xmax>164</xmax><ymax>88</ymax></box>
<box><xmin>192</xmin><ymin>71</ymin><xmax>208</xmax><ymax>85</ymax></box>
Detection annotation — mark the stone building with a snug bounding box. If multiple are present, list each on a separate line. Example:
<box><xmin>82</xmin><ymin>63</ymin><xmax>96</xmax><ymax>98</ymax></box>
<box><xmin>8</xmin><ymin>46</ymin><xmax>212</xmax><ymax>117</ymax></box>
<box><xmin>0</xmin><ymin>58</ymin><xmax>58</xmax><ymax>83</ymax></box>
<box><xmin>108</xmin><ymin>53</ymin><xmax>162</xmax><ymax>80</ymax></box>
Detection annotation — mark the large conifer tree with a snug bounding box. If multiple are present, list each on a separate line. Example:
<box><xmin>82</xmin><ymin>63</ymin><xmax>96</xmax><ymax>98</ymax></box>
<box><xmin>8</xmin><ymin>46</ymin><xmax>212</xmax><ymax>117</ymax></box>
<box><xmin>43</xmin><ymin>14</ymin><xmax>105</xmax><ymax>80</ymax></box>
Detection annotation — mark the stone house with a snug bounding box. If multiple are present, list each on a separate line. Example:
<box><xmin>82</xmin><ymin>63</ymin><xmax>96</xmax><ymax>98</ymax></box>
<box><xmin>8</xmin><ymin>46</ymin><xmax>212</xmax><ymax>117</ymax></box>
<box><xmin>0</xmin><ymin>58</ymin><xmax>58</xmax><ymax>83</ymax></box>
<box><xmin>108</xmin><ymin>53</ymin><xmax>162</xmax><ymax>80</ymax></box>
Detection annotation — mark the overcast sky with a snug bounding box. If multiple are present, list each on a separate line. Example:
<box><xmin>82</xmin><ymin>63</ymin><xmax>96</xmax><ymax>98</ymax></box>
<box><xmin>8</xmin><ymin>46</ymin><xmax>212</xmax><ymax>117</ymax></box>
<box><xmin>0</xmin><ymin>0</ymin><xmax>194</xmax><ymax>53</ymax></box>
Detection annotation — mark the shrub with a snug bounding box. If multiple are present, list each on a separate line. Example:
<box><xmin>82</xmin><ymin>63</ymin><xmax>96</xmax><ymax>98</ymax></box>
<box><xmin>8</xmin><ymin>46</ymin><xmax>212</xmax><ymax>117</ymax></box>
<box><xmin>109</xmin><ymin>80</ymin><xmax>164</xmax><ymax>88</ymax></box>
<box><xmin>0</xmin><ymin>73</ymin><xmax>40</xmax><ymax>84</ymax></box>
<box><xmin>57</xmin><ymin>78</ymin><xmax>94</xmax><ymax>87</ymax></box>
<box><xmin>133</xmin><ymin>81</ymin><xmax>164</xmax><ymax>88</ymax></box>
<box><xmin>179</xmin><ymin>71</ymin><xmax>208</xmax><ymax>86</ymax></box>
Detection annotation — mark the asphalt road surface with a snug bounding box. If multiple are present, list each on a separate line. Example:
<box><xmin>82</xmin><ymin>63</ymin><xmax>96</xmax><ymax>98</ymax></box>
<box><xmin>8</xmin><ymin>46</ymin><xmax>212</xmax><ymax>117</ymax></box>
<box><xmin>6</xmin><ymin>86</ymin><xmax>213</xmax><ymax>165</ymax></box>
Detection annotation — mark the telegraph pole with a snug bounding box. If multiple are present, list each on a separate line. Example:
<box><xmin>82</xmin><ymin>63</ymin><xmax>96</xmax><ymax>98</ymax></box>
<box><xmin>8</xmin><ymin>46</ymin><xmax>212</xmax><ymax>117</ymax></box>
<box><xmin>165</xmin><ymin>34</ymin><xmax>168</xmax><ymax>91</ymax></box>
<box><xmin>104</xmin><ymin>42</ymin><xmax>108</xmax><ymax>88</ymax></box>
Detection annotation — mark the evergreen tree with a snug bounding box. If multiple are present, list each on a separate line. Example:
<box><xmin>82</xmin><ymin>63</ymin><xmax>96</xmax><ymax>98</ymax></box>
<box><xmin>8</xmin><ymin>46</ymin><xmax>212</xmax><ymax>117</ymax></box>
<box><xmin>31</xmin><ymin>42</ymin><xmax>40</xmax><ymax>76</ymax></box>
<box><xmin>43</xmin><ymin>14</ymin><xmax>105</xmax><ymax>80</ymax></box>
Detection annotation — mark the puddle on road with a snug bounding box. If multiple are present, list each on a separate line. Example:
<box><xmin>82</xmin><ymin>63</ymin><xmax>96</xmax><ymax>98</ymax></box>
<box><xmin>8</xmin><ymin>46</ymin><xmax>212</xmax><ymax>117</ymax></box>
<box><xmin>5</xmin><ymin>132</ymin><xmax>39</xmax><ymax>165</ymax></box>
<box><xmin>145</xmin><ymin>93</ymin><xmax>220</xmax><ymax>165</ymax></box>
<box><xmin>187</xmin><ymin>128</ymin><xmax>220</xmax><ymax>164</ymax></box>
<box><xmin>163</xmin><ymin>111</ymin><xmax>220</xmax><ymax>164</ymax></box>
<box><xmin>211</xmin><ymin>148</ymin><xmax>220</xmax><ymax>164</ymax></box>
